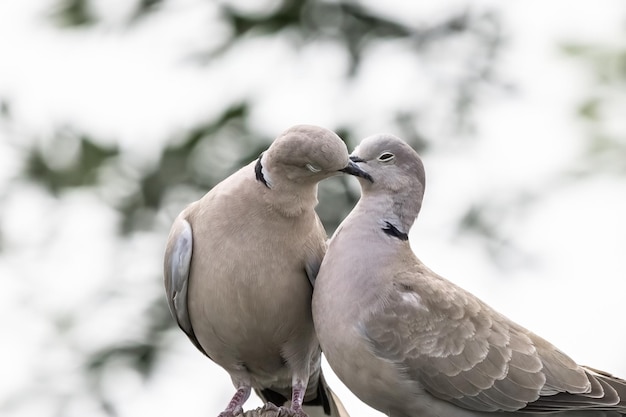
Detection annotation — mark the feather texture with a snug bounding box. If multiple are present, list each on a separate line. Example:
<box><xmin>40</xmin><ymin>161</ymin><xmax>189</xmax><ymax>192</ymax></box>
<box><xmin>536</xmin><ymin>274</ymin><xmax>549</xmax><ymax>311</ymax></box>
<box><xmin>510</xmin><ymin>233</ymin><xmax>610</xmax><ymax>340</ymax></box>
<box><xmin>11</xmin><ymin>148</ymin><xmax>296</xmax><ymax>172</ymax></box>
<box><xmin>165</xmin><ymin>125</ymin><xmax>357</xmax><ymax>417</ymax></box>
<box><xmin>313</xmin><ymin>133</ymin><xmax>626</xmax><ymax>417</ymax></box>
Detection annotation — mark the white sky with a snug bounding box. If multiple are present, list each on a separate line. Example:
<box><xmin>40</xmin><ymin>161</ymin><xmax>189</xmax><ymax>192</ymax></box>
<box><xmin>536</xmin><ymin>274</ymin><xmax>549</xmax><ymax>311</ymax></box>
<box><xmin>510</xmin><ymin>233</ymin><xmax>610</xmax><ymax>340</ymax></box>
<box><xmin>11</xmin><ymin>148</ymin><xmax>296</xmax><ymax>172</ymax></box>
<box><xmin>0</xmin><ymin>1</ymin><xmax>625</xmax><ymax>417</ymax></box>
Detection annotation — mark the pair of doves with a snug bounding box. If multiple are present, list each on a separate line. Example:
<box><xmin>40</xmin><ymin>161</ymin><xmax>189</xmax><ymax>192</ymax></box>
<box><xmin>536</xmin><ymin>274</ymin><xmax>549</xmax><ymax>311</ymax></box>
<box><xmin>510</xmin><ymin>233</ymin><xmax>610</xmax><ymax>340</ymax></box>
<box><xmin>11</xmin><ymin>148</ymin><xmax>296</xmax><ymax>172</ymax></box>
<box><xmin>164</xmin><ymin>125</ymin><xmax>626</xmax><ymax>417</ymax></box>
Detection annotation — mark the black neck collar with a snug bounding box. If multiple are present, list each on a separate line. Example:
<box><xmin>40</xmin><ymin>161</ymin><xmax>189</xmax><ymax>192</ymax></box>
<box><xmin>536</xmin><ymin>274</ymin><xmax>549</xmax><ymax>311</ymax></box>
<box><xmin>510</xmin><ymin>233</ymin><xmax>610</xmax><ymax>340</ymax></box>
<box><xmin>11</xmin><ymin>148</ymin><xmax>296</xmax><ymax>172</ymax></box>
<box><xmin>382</xmin><ymin>221</ymin><xmax>408</xmax><ymax>241</ymax></box>
<box><xmin>255</xmin><ymin>153</ymin><xmax>270</xmax><ymax>189</ymax></box>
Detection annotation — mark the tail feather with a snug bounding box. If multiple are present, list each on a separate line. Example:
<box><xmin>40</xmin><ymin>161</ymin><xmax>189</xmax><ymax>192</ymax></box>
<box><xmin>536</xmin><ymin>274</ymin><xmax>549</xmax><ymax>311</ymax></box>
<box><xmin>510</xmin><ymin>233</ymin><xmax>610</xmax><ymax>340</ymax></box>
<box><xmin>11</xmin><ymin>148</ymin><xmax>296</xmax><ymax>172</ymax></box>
<box><xmin>257</xmin><ymin>388</ymin><xmax>288</xmax><ymax>409</ymax></box>
<box><xmin>524</xmin><ymin>366</ymin><xmax>626</xmax><ymax>414</ymax></box>
<box><xmin>302</xmin><ymin>371</ymin><xmax>350</xmax><ymax>417</ymax></box>
<box><xmin>586</xmin><ymin>366</ymin><xmax>626</xmax><ymax>408</ymax></box>
<box><xmin>256</xmin><ymin>371</ymin><xmax>349</xmax><ymax>417</ymax></box>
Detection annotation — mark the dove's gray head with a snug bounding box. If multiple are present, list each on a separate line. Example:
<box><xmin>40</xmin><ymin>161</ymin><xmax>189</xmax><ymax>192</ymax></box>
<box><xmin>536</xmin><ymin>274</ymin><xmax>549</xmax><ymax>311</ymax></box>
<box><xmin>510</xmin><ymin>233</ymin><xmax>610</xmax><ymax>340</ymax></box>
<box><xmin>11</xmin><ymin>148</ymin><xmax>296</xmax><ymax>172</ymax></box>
<box><xmin>349</xmin><ymin>134</ymin><xmax>426</xmax><ymax>229</ymax></box>
<box><xmin>351</xmin><ymin>134</ymin><xmax>425</xmax><ymax>194</ymax></box>
<box><xmin>262</xmin><ymin>125</ymin><xmax>370</xmax><ymax>186</ymax></box>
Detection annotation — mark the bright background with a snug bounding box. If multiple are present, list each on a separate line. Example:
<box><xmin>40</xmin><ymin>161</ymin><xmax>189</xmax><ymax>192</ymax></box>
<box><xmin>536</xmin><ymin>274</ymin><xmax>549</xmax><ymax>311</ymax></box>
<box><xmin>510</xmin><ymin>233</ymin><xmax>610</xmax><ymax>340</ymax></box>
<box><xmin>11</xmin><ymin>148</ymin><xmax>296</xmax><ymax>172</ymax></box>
<box><xmin>1</xmin><ymin>1</ymin><xmax>625</xmax><ymax>416</ymax></box>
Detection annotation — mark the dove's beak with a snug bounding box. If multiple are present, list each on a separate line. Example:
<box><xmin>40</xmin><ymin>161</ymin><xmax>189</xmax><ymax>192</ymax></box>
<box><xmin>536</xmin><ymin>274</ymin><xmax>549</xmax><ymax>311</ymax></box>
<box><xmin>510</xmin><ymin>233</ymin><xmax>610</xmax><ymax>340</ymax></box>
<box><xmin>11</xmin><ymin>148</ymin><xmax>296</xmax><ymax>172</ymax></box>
<box><xmin>340</xmin><ymin>158</ymin><xmax>374</xmax><ymax>183</ymax></box>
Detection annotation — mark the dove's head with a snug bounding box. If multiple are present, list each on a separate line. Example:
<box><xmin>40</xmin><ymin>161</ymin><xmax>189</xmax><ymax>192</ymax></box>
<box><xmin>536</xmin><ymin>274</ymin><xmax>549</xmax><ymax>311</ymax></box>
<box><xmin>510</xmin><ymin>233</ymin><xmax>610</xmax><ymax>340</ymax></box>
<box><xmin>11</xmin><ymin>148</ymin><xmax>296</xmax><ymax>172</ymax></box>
<box><xmin>263</xmin><ymin>124</ymin><xmax>371</xmax><ymax>185</ymax></box>
<box><xmin>349</xmin><ymin>133</ymin><xmax>425</xmax><ymax>200</ymax></box>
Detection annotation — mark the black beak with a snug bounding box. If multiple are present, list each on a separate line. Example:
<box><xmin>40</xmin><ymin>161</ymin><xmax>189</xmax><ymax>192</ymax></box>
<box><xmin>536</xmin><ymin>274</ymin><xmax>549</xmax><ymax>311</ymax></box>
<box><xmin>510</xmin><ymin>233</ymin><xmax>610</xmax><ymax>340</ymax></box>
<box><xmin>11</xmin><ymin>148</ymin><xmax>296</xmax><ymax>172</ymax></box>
<box><xmin>339</xmin><ymin>159</ymin><xmax>374</xmax><ymax>183</ymax></box>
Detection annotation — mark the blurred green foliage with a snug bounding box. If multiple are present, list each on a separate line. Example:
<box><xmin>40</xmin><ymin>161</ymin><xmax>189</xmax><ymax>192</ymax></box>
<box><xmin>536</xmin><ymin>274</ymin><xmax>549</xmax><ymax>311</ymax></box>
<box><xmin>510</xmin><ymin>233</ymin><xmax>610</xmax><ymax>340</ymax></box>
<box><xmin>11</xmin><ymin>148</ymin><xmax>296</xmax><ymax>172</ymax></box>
<box><xmin>52</xmin><ymin>0</ymin><xmax>95</xmax><ymax>27</ymax></box>
<box><xmin>0</xmin><ymin>1</ymin><xmax>527</xmax><ymax>415</ymax></box>
<box><xmin>26</xmin><ymin>131</ymin><xmax>119</xmax><ymax>193</ymax></box>
<box><xmin>563</xmin><ymin>38</ymin><xmax>626</xmax><ymax>175</ymax></box>
<box><xmin>3</xmin><ymin>2</ymin><xmax>624</xmax><ymax>416</ymax></box>
<box><xmin>17</xmin><ymin>0</ymin><xmax>508</xmax><ymax>240</ymax></box>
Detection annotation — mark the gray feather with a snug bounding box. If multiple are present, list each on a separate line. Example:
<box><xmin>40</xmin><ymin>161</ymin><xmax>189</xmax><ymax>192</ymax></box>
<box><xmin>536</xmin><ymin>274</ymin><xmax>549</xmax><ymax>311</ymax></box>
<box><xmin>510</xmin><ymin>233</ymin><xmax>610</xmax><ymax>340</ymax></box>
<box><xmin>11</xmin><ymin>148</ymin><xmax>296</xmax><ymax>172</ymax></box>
<box><xmin>164</xmin><ymin>217</ymin><xmax>206</xmax><ymax>355</ymax></box>
<box><xmin>312</xmin><ymin>133</ymin><xmax>626</xmax><ymax>417</ymax></box>
<box><xmin>164</xmin><ymin>125</ymin><xmax>356</xmax><ymax>417</ymax></box>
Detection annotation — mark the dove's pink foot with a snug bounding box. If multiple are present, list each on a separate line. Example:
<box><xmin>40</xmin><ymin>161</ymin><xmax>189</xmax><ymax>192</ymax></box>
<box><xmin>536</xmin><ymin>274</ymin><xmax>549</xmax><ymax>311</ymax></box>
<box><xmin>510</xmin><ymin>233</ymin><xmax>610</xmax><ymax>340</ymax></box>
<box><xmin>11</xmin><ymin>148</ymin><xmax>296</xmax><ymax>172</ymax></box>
<box><xmin>289</xmin><ymin>381</ymin><xmax>308</xmax><ymax>417</ymax></box>
<box><xmin>217</xmin><ymin>385</ymin><xmax>251</xmax><ymax>417</ymax></box>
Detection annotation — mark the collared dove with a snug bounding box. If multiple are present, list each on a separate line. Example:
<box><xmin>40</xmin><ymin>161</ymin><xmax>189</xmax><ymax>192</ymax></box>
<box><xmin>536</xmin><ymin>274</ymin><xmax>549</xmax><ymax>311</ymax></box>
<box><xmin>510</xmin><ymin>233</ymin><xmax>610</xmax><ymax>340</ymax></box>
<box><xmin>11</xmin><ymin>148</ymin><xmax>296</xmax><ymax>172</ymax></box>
<box><xmin>164</xmin><ymin>125</ymin><xmax>367</xmax><ymax>417</ymax></box>
<box><xmin>312</xmin><ymin>133</ymin><xmax>626</xmax><ymax>417</ymax></box>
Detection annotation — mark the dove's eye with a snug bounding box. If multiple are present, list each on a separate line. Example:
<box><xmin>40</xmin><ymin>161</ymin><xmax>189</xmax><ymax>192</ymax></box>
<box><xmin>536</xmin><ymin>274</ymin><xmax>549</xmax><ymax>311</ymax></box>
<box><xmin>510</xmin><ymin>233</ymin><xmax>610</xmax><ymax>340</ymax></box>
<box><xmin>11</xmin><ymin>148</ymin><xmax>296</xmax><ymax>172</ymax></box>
<box><xmin>306</xmin><ymin>163</ymin><xmax>321</xmax><ymax>173</ymax></box>
<box><xmin>377</xmin><ymin>152</ymin><xmax>395</xmax><ymax>162</ymax></box>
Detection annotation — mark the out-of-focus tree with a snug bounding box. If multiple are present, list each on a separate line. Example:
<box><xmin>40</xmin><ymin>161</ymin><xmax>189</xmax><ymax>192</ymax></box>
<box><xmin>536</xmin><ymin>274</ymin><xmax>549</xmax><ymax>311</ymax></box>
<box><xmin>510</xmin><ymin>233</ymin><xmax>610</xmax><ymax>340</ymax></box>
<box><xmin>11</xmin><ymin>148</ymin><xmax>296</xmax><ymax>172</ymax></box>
<box><xmin>563</xmin><ymin>37</ymin><xmax>626</xmax><ymax>176</ymax></box>
<box><xmin>450</xmin><ymin>28</ymin><xmax>626</xmax><ymax>269</ymax></box>
<box><xmin>2</xmin><ymin>1</ymin><xmax>625</xmax><ymax>416</ymax></box>
<box><xmin>0</xmin><ymin>0</ymin><xmax>510</xmax><ymax>416</ymax></box>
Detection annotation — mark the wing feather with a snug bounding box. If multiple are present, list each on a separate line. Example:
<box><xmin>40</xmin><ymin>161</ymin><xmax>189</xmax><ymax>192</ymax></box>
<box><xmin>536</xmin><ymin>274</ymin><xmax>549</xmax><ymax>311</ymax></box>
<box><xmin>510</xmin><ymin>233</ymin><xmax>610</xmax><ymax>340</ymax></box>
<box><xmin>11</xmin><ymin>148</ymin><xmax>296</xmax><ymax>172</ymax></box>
<box><xmin>164</xmin><ymin>216</ymin><xmax>207</xmax><ymax>356</ymax></box>
<box><xmin>360</xmin><ymin>266</ymin><xmax>626</xmax><ymax>413</ymax></box>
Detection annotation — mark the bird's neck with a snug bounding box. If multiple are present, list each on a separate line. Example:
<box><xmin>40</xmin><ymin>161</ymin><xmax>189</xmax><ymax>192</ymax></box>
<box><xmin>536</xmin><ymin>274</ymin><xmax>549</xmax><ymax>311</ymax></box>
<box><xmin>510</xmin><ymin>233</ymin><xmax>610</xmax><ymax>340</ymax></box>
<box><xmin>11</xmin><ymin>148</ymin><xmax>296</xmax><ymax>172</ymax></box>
<box><xmin>355</xmin><ymin>192</ymin><xmax>419</xmax><ymax>239</ymax></box>
<box><xmin>255</xmin><ymin>154</ymin><xmax>318</xmax><ymax>217</ymax></box>
<box><xmin>266</xmin><ymin>182</ymin><xmax>319</xmax><ymax>217</ymax></box>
